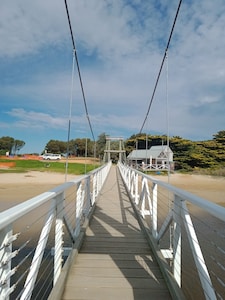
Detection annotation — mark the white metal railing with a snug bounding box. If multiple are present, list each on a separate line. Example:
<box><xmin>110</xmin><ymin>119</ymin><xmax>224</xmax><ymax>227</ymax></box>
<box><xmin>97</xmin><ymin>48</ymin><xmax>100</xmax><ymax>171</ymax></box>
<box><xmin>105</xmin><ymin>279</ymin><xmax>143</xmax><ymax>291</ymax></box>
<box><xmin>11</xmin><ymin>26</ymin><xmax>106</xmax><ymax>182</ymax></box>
<box><xmin>0</xmin><ymin>161</ymin><xmax>111</xmax><ymax>299</ymax></box>
<box><xmin>135</xmin><ymin>163</ymin><xmax>170</xmax><ymax>171</ymax></box>
<box><xmin>118</xmin><ymin>162</ymin><xmax>225</xmax><ymax>300</ymax></box>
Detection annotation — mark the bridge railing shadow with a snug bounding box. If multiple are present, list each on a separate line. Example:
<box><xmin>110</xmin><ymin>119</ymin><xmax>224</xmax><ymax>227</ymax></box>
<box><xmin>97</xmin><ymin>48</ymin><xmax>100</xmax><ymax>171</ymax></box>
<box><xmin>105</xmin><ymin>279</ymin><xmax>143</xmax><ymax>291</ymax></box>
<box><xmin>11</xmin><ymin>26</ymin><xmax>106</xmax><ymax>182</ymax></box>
<box><xmin>118</xmin><ymin>161</ymin><xmax>225</xmax><ymax>300</ymax></box>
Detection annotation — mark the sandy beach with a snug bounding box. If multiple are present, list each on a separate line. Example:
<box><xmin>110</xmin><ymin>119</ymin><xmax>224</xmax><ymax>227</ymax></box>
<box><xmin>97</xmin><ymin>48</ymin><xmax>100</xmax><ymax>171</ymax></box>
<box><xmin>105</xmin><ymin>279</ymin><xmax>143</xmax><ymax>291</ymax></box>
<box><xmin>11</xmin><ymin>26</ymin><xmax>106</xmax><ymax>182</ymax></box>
<box><xmin>154</xmin><ymin>172</ymin><xmax>225</xmax><ymax>206</ymax></box>
<box><xmin>0</xmin><ymin>171</ymin><xmax>224</xmax><ymax>212</ymax></box>
<box><xmin>0</xmin><ymin>171</ymin><xmax>79</xmax><ymax>212</ymax></box>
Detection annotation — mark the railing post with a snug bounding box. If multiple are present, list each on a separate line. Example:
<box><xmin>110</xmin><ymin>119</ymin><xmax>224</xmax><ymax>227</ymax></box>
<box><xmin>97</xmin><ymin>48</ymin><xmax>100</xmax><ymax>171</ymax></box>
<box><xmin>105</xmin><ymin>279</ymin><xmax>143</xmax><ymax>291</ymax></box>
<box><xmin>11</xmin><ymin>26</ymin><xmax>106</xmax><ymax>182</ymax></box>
<box><xmin>127</xmin><ymin>169</ymin><xmax>131</xmax><ymax>191</ymax></box>
<box><xmin>181</xmin><ymin>201</ymin><xmax>217</xmax><ymax>300</ymax></box>
<box><xmin>130</xmin><ymin>171</ymin><xmax>134</xmax><ymax>198</ymax></box>
<box><xmin>140</xmin><ymin>177</ymin><xmax>151</xmax><ymax>218</ymax></box>
<box><xmin>84</xmin><ymin>176</ymin><xmax>91</xmax><ymax>217</ymax></box>
<box><xmin>96</xmin><ymin>171</ymin><xmax>100</xmax><ymax>195</ymax></box>
<box><xmin>92</xmin><ymin>173</ymin><xmax>97</xmax><ymax>205</ymax></box>
<box><xmin>173</xmin><ymin>195</ymin><xmax>182</xmax><ymax>287</ymax></box>
<box><xmin>74</xmin><ymin>182</ymin><xmax>83</xmax><ymax>238</ymax></box>
<box><xmin>96</xmin><ymin>171</ymin><xmax>100</xmax><ymax>196</ymax></box>
<box><xmin>0</xmin><ymin>225</ymin><xmax>12</xmax><ymax>300</ymax></box>
<box><xmin>152</xmin><ymin>182</ymin><xmax>158</xmax><ymax>239</ymax></box>
<box><xmin>54</xmin><ymin>192</ymin><xmax>64</xmax><ymax>285</ymax></box>
<box><xmin>134</xmin><ymin>173</ymin><xmax>139</xmax><ymax>205</ymax></box>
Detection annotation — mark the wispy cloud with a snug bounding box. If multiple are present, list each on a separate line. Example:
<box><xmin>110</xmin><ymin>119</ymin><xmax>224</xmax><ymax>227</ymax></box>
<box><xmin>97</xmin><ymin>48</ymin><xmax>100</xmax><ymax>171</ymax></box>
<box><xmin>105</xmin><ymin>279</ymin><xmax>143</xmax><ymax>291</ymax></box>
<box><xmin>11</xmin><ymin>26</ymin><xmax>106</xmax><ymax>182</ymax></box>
<box><xmin>0</xmin><ymin>1</ymin><xmax>68</xmax><ymax>58</ymax></box>
<box><xmin>0</xmin><ymin>0</ymin><xmax>224</xmax><ymax>152</ymax></box>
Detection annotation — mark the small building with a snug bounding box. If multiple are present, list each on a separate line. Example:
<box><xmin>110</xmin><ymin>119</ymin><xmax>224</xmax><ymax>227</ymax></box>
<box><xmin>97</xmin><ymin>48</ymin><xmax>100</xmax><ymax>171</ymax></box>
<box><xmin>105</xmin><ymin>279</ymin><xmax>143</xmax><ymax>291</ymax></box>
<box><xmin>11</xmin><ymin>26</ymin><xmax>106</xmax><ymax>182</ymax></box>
<box><xmin>127</xmin><ymin>145</ymin><xmax>173</xmax><ymax>171</ymax></box>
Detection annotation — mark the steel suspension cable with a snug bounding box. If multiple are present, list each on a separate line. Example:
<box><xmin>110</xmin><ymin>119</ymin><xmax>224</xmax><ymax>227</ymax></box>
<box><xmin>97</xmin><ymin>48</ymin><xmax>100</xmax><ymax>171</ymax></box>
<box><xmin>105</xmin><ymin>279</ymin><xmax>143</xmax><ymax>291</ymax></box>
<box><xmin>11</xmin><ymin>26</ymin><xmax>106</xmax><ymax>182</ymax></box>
<box><xmin>139</xmin><ymin>0</ymin><xmax>183</xmax><ymax>133</ymax></box>
<box><xmin>65</xmin><ymin>50</ymin><xmax>75</xmax><ymax>182</ymax></box>
<box><xmin>165</xmin><ymin>50</ymin><xmax>173</xmax><ymax>251</ymax></box>
<box><xmin>64</xmin><ymin>0</ymin><xmax>95</xmax><ymax>142</ymax></box>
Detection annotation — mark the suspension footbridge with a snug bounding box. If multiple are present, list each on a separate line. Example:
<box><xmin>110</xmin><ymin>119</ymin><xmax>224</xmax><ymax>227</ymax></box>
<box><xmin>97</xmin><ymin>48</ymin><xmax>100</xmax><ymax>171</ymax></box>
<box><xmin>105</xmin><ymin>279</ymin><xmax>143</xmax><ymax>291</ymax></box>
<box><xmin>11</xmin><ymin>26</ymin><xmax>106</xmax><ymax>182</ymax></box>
<box><xmin>1</xmin><ymin>0</ymin><xmax>224</xmax><ymax>298</ymax></box>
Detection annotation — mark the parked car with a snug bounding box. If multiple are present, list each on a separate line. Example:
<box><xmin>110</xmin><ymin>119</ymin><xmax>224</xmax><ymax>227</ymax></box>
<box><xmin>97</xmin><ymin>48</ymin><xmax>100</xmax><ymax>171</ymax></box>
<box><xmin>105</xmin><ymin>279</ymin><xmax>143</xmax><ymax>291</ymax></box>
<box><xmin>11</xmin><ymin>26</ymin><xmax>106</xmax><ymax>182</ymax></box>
<box><xmin>41</xmin><ymin>153</ymin><xmax>61</xmax><ymax>160</ymax></box>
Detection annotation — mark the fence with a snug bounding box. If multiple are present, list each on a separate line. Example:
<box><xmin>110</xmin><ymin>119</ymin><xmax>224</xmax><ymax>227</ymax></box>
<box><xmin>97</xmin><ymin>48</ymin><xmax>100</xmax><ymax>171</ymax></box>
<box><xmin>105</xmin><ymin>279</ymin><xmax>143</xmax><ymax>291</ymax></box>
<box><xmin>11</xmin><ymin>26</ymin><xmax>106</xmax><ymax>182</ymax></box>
<box><xmin>0</xmin><ymin>161</ymin><xmax>111</xmax><ymax>299</ymax></box>
<box><xmin>118</xmin><ymin>162</ymin><xmax>225</xmax><ymax>300</ymax></box>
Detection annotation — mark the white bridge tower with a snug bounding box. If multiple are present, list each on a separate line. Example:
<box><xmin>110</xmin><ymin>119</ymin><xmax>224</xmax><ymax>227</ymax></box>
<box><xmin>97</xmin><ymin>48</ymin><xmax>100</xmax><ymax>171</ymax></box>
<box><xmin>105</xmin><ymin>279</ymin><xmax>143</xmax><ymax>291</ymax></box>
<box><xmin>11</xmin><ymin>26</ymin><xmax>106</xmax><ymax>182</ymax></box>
<box><xmin>104</xmin><ymin>137</ymin><xmax>126</xmax><ymax>163</ymax></box>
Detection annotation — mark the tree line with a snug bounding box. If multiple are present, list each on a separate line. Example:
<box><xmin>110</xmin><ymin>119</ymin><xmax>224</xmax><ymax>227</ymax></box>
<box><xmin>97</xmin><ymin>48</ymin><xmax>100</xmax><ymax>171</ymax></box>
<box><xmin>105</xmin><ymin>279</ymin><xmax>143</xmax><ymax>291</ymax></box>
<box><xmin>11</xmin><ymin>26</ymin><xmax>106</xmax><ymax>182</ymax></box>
<box><xmin>43</xmin><ymin>133</ymin><xmax>107</xmax><ymax>159</ymax></box>
<box><xmin>126</xmin><ymin>130</ymin><xmax>225</xmax><ymax>171</ymax></box>
<box><xmin>1</xmin><ymin>130</ymin><xmax>225</xmax><ymax>171</ymax></box>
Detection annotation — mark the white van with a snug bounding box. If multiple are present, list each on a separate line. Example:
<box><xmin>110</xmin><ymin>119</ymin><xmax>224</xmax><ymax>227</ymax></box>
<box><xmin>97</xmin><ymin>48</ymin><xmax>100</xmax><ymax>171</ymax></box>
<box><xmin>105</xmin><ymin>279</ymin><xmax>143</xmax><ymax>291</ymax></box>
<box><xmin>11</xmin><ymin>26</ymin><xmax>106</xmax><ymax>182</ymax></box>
<box><xmin>41</xmin><ymin>153</ymin><xmax>61</xmax><ymax>160</ymax></box>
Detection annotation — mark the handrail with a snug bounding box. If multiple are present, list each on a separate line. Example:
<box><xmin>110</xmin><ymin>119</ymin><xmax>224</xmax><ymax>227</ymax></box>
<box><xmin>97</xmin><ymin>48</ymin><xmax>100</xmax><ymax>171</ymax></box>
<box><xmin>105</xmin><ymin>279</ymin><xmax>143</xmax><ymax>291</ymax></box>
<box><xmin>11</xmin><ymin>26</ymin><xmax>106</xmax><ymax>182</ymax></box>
<box><xmin>0</xmin><ymin>183</ymin><xmax>74</xmax><ymax>231</ymax></box>
<box><xmin>126</xmin><ymin>167</ymin><xmax>225</xmax><ymax>222</ymax></box>
<box><xmin>0</xmin><ymin>161</ymin><xmax>111</xmax><ymax>299</ymax></box>
<box><xmin>118</xmin><ymin>162</ymin><xmax>225</xmax><ymax>300</ymax></box>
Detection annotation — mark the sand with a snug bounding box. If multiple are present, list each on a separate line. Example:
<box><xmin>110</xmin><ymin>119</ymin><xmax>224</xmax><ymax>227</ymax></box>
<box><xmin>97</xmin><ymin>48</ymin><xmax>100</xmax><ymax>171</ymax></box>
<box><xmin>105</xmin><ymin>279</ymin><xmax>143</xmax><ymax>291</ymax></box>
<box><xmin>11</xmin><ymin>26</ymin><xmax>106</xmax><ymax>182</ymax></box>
<box><xmin>0</xmin><ymin>171</ymin><xmax>224</xmax><ymax>210</ymax></box>
<box><xmin>0</xmin><ymin>171</ymin><xmax>78</xmax><ymax>184</ymax></box>
<box><xmin>154</xmin><ymin>173</ymin><xmax>225</xmax><ymax>206</ymax></box>
<box><xmin>0</xmin><ymin>171</ymin><xmax>79</xmax><ymax>212</ymax></box>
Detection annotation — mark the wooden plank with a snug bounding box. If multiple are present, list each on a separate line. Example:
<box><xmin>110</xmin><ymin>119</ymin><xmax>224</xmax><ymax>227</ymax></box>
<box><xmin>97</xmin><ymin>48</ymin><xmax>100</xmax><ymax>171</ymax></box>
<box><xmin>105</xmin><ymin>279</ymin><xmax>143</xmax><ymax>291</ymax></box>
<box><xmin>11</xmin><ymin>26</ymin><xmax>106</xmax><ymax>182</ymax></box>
<box><xmin>67</xmin><ymin>266</ymin><xmax>164</xmax><ymax>278</ymax></box>
<box><xmin>81</xmin><ymin>239</ymin><xmax>150</xmax><ymax>249</ymax></box>
<box><xmin>80</xmin><ymin>247</ymin><xmax>152</xmax><ymax>254</ymax></box>
<box><xmin>83</xmin><ymin>236</ymin><xmax>146</xmax><ymax>243</ymax></box>
<box><xmin>76</xmin><ymin>253</ymin><xmax>154</xmax><ymax>261</ymax></box>
<box><xmin>65</xmin><ymin>276</ymin><xmax>168</xmax><ymax>289</ymax></box>
<box><xmin>63</xmin><ymin>287</ymin><xmax>172</xmax><ymax>300</ymax></box>
<box><xmin>62</xmin><ymin>166</ymin><xmax>172</xmax><ymax>300</ymax></box>
<box><xmin>73</xmin><ymin>260</ymin><xmax>161</xmax><ymax>272</ymax></box>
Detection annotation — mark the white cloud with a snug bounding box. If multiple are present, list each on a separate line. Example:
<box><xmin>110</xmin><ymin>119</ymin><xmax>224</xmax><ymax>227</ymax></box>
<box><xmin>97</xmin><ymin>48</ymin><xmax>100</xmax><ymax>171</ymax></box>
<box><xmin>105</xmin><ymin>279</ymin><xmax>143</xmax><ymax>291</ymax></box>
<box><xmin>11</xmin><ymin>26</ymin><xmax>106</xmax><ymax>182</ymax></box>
<box><xmin>6</xmin><ymin>108</ymin><xmax>67</xmax><ymax>129</ymax></box>
<box><xmin>0</xmin><ymin>0</ymin><xmax>225</xmax><ymax>149</ymax></box>
<box><xmin>0</xmin><ymin>0</ymin><xmax>67</xmax><ymax>57</ymax></box>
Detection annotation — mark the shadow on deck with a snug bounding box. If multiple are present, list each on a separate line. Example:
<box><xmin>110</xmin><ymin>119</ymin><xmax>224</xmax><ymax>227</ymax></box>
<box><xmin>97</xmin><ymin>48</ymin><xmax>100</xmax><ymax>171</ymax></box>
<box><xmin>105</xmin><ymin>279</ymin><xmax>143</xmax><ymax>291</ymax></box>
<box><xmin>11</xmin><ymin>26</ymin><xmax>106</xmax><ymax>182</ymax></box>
<box><xmin>61</xmin><ymin>166</ymin><xmax>172</xmax><ymax>300</ymax></box>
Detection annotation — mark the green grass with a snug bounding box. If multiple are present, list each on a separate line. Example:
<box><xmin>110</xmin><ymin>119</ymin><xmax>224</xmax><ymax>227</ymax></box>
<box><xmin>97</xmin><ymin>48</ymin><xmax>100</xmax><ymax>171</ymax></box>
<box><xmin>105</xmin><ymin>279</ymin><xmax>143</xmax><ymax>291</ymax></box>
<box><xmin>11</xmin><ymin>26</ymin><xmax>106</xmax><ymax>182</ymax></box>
<box><xmin>0</xmin><ymin>159</ymin><xmax>97</xmax><ymax>175</ymax></box>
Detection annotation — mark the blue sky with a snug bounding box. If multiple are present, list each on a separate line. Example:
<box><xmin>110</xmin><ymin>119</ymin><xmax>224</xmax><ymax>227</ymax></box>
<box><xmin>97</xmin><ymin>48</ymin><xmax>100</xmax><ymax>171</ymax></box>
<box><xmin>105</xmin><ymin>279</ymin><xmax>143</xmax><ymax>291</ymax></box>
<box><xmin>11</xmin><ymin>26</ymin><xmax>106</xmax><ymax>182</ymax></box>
<box><xmin>0</xmin><ymin>0</ymin><xmax>225</xmax><ymax>153</ymax></box>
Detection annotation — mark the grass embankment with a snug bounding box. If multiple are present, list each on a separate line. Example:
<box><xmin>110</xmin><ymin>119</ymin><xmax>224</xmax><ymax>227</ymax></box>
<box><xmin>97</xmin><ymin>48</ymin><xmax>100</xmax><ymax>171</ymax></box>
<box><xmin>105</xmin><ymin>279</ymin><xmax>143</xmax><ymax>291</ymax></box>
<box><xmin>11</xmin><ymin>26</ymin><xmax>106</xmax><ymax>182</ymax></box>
<box><xmin>0</xmin><ymin>159</ymin><xmax>98</xmax><ymax>175</ymax></box>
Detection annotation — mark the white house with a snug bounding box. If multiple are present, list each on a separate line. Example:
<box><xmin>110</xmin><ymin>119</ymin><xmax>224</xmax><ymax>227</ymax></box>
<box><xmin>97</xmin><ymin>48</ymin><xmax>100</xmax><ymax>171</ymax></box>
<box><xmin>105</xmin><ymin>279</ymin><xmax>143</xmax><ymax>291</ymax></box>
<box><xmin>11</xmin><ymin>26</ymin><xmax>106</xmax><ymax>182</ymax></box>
<box><xmin>127</xmin><ymin>145</ymin><xmax>173</xmax><ymax>171</ymax></box>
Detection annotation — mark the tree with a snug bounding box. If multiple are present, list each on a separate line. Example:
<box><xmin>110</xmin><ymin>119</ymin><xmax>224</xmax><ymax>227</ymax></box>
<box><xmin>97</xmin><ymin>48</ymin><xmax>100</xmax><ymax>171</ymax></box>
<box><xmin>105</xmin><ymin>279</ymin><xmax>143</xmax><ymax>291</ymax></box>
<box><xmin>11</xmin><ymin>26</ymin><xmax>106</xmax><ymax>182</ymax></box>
<box><xmin>125</xmin><ymin>133</ymin><xmax>149</xmax><ymax>154</ymax></box>
<box><xmin>169</xmin><ymin>136</ymin><xmax>195</xmax><ymax>170</ymax></box>
<box><xmin>11</xmin><ymin>139</ymin><xmax>25</xmax><ymax>155</ymax></box>
<box><xmin>45</xmin><ymin>140</ymin><xmax>67</xmax><ymax>154</ymax></box>
<box><xmin>198</xmin><ymin>140</ymin><xmax>224</xmax><ymax>165</ymax></box>
<box><xmin>44</xmin><ymin>138</ymin><xmax>95</xmax><ymax>157</ymax></box>
<box><xmin>213</xmin><ymin>130</ymin><xmax>225</xmax><ymax>145</ymax></box>
<box><xmin>0</xmin><ymin>136</ymin><xmax>25</xmax><ymax>155</ymax></box>
<box><xmin>0</xmin><ymin>136</ymin><xmax>14</xmax><ymax>155</ymax></box>
<box><xmin>96</xmin><ymin>133</ymin><xmax>107</xmax><ymax>158</ymax></box>
<box><xmin>67</xmin><ymin>138</ymin><xmax>94</xmax><ymax>156</ymax></box>
<box><xmin>125</xmin><ymin>133</ymin><xmax>168</xmax><ymax>155</ymax></box>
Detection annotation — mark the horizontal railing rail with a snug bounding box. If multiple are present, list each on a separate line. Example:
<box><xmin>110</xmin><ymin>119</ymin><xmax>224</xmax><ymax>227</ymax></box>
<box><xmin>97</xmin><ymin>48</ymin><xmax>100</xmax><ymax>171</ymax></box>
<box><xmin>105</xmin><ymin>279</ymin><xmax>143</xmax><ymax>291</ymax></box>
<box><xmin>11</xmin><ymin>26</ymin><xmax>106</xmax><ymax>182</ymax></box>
<box><xmin>137</xmin><ymin>163</ymin><xmax>169</xmax><ymax>171</ymax></box>
<box><xmin>118</xmin><ymin>162</ymin><xmax>225</xmax><ymax>300</ymax></box>
<box><xmin>0</xmin><ymin>161</ymin><xmax>111</xmax><ymax>300</ymax></box>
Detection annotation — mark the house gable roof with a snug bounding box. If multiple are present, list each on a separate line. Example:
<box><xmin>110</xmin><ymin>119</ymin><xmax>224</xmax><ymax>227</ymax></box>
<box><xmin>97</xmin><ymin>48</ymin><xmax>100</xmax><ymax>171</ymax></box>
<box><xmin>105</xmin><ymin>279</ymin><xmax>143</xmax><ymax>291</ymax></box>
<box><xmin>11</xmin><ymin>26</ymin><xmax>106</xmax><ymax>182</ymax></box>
<box><xmin>127</xmin><ymin>145</ymin><xmax>172</xmax><ymax>160</ymax></box>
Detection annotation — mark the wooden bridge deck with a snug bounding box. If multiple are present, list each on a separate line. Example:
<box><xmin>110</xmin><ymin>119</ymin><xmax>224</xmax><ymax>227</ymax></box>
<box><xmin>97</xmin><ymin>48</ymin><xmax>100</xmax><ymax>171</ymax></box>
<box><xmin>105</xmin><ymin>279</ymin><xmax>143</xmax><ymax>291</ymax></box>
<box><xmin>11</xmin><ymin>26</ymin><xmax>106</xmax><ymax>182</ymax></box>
<box><xmin>62</xmin><ymin>166</ymin><xmax>172</xmax><ymax>300</ymax></box>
